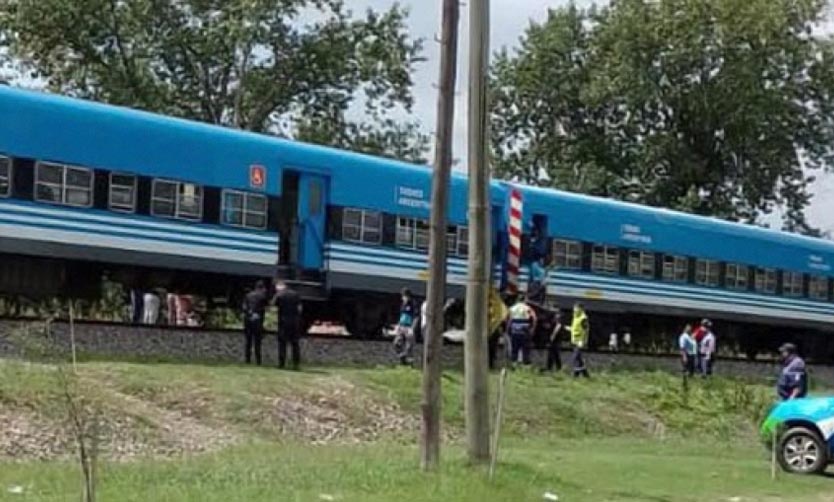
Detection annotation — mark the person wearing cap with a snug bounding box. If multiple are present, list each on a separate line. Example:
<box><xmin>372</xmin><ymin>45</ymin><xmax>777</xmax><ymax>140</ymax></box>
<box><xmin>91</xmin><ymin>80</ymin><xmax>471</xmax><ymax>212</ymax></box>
<box><xmin>698</xmin><ymin>319</ymin><xmax>716</xmax><ymax>377</ymax></box>
<box><xmin>777</xmin><ymin>343</ymin><xmax>808</xmax><ymax>401</ymax></box>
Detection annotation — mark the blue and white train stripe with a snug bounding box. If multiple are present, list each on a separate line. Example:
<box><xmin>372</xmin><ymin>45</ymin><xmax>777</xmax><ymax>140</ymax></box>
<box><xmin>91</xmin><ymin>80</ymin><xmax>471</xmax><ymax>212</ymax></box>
<box><xmin>326</xmin><ymin>241</ymin><xmax>834</xmax><ymax>324</ymax></box>
<box><xmin>0</xmin><ymin>199</ymin><xmax>278</xmax><ymax>266</ymax></box>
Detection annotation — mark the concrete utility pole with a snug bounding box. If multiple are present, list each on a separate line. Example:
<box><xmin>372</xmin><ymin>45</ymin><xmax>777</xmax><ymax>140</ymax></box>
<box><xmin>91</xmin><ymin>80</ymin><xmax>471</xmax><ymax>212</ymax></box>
<box><xmin>420</xmin><ymin>0</ymin><xmax>460</xmax><ymax>472</ymax></box>
<box><xmin>464</xmin><ymin>0</ymin><xmax>491</xmax><ymax>464</ymax></box>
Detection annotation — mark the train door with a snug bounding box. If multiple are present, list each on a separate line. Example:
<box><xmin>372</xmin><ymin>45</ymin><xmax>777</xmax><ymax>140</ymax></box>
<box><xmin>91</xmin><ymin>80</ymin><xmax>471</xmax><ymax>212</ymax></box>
<box><xmin>296</xmin><ymin>172</ymin><xmax>329</xmax><ymax>272</ymax></box>
<box><xmin>278</xmin><ymin>171</ymin><xmax>299</xmax><ymax>266</ymax></box>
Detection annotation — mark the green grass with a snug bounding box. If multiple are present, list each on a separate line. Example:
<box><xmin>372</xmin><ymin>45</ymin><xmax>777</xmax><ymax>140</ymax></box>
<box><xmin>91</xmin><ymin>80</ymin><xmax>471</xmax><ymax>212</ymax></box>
<box><xmin>0</xmin><ymin>360</ymin><xmax>831</xmax><ymax>501</ymax></box>
<box><xmin>0</xmin><ymin>439</ymin><xmax>831</xmax><ymax>502</ymax></box>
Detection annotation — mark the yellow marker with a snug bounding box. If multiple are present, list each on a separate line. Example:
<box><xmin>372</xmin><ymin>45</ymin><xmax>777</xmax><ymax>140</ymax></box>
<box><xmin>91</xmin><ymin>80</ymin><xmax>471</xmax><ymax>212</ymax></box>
<box><xmin>584</xmin><ymin>289</ymin><xmax>604</xmax><ymax>299</ymax></box>
<box><xmin>417</xmin><ymin>270</ymin><xmax>430</xmax><ymax>280</ymax></box>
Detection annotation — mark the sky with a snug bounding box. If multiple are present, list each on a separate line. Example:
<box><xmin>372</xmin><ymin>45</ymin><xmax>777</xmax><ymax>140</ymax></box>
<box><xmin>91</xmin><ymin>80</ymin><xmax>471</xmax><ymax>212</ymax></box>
<box><xmin>348</xmin><ymin>0</ymin><xmax>834</xmax><ymax>235</ymax></box>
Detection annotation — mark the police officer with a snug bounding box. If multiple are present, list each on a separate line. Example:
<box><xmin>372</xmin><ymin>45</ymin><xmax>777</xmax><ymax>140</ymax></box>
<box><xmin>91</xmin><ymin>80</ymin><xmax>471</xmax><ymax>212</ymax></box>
<box><xmin>273</xmin><ymin>280</ymin><xmax>302</xmax><ymax>370</ymax></box>
<box><xmin>569</xmin><ymin>302</ymin><xmax>590</xmax><ymax>378</ymax></box>
<box><xmin>242</xmin><ymin>280</ymin><xmax>268</xmax><ymax>365</ymax></box>
<box><xmin>544</xmin><ymin>312</ymin><xmax>566</xmax><ymax>372</ymax></box>
<box><xmin>776</xmin><ymin>343</ymin><xmax>807</xmax><ymax>401</ymax></box>
<box><xmin>507</xmin><ymin>294</ymin><xmax>536</xmax><ymax>367</ymax></box>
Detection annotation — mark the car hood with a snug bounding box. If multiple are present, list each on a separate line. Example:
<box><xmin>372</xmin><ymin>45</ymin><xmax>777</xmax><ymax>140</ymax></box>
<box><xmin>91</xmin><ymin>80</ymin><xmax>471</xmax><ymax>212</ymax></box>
<box><xmin>763</xmin><ymin>397</ymin><xmax>834</xmax><ymax>441</ymax></box>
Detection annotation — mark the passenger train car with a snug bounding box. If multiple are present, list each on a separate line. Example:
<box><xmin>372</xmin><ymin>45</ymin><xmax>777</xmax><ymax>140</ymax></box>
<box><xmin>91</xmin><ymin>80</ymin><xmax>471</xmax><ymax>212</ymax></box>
<box><xmin>1</xmin><ymin>87</ymin><xmax>833</xmax><ymax>356</ymax></box>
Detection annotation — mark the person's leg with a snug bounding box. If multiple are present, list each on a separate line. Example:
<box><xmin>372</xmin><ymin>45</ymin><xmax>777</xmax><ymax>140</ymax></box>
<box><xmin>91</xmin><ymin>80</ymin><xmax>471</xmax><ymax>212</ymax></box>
<box><xmin>244</xmin><ymin>319</ymin><xmax>253</xmax><ymax>364</ymax></box>
<box><xmin>277</xmin><ymin>331</ymin><xmax>287</xmax><ymax>368</ymax></box>
<box><xmin>404</xmin><ymin>328</ymin><xmax>414</xmax><ymax>365</ymax></box>
<box><xmin>521</xmin><ymin>331</ymin><xmax>532</xmax><ymax>365</ymax></box>
<box><xmin>510</xmin><ymin>332</ymin><xmax>521</xmax><ymax>366</ymax></box>
<box><xmin>290</xmin><ymin>328</ymin><xmax>300</xmax><ymax>370</ymax></box>
<box><xmin>254</xmin><ymin>321</ymin><xmax>263</xmax><ymax>366</ymax></box>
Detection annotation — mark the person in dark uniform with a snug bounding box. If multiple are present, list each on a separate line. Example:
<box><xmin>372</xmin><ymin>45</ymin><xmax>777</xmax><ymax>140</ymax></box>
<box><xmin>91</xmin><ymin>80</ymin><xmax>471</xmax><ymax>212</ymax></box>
<box><xmin>273</xmin><ymin>280</ymin><xmax>302</xmax><ymax>370</ymax></box>
<box><xmin>242</xmin><ymin>280</ymin><xmax>268</xmax><ymax>365</ymax></box>
<box><xmin>544</xmin><ymin>312</ymin><xmax>565</xmax><ymax>372</ymax></box>
<box><xmin>393</xmin><ymin>288</ymin><xmax>417</xmax><ymax>365</ymax></box>
<box><xmin>776</xmin><ymin>343</ymin><xmax>807</xmax><ymax>401</ymax></box>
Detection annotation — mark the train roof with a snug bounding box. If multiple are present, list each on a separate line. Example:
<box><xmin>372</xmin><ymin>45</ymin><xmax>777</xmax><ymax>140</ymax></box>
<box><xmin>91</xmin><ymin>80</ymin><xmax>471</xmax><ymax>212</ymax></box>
<box><xmin>512</xmin><ymin>182</ymin><xmax>834</xmax><ymax>276</ymax></box>
<box><xmin>0</xmin><ymin>86</ymin><xmax>486</xmax><ymax>222</ymax></box>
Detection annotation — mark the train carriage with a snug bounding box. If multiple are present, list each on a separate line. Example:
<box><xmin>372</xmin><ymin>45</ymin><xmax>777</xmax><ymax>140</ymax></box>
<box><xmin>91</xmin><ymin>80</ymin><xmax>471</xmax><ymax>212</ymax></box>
<box><xmin>1</xmin><ymin>86</ymin><xmax>834</xmax><ymax>357</ymax></box>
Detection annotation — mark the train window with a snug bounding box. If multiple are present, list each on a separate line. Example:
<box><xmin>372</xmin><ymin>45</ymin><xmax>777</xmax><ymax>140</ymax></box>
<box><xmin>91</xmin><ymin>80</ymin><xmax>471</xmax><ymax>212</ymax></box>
<box><xmin>754</xmin><ymin>268</ymin><xmax>777</xmax><ymax>294</ymax></box>
<box><xmin>456</xmin><ymin>227</ymin><xmax>469</xmax><ymax>256</ymax></box>
<box><xmin>221</xmin><ymin>190</ymin><xmax>267</xmax><ymax>229</ymax></box>
<box><xmin>396</xmin><ymin>217</ymin><xmax>429</xmax><ymax>250</ymax></box>
<box><xmin>553</xmin><ymin>239</ymin><xmax>582</xmax><ymax>270</ymax></box>
<box><xmin>591</xmin><ymin>245</ymin><xmax>619</xmax><ymax>275</ymax></box>
<box><xmin>627</xmin><ymin>250</ymin><xmax>655</xmax><ymax>279</ymax></box>
<box><xmin>783</xmin><ymin>271</ymin><xmax>804</xmax><ymax>297</ymax></box>
<box><xmin>662</xmin><ymin>255</ymin><xmax>688</xmax><ymax>282</ymax></box>
<box><xmin>0</xmin><ymin>156</ymin><xmax>9</xmax><ymax>197</ymax></box>
<box><xmin>725</xmin><ymin>263</ymin><xmax>749</xmax><ymax>291</ymax></box>
<box><xmin>34</xmin><ymin>162</ymin><xmax>93</xmax><ymax>207</ymax></box>
<box><xmin>342</xmin><ymin>208</ymin><xmax>382</xmax><ymax>245</ymax></box>
<box><xmin>109</xmin><ymin>173</ymin><xmax>137</xmax><ymax>212</ymax></box>
<box><xmin>695</xmin><ymin>259</ymin><xmax>720</xmax><ymax>287</ymax></box>
<box><xmin>809</xmin><ymin>276</ymin><xmax>829</xmax><ymax>301</ymax></box>
<box><xmin>151</xmin><ymin>179</ymin><xmax>203</xmax><ymax>221</ymax></box>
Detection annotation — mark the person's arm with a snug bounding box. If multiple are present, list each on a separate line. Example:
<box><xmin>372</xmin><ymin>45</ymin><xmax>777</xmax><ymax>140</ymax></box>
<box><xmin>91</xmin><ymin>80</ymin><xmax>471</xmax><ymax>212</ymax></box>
<box><xmin>529</xmin><ymin>308</ymin><xmax>538</xmax><ymax>334</ymax></box>
<box><xmin>550</xmin><ymin>322</ymin><xmax>562</xmax><ymax>342</ymax></box>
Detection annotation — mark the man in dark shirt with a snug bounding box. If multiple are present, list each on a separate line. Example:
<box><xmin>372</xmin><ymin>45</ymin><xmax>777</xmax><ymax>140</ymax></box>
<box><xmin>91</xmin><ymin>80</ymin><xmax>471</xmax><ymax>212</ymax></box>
<box><xmin>777</xmin><ymin>343</ymin><xmax>808</xmax><ymax>401</ymax></box>
<box><xmin>274</xmin><ymin>280</ymin><xmax>303</xmax><ymax>370</ymax></box>
<box><xmin>242</xmin><ymin>280</ymin><xmax>268</xmax><ymax>365</ymax></box>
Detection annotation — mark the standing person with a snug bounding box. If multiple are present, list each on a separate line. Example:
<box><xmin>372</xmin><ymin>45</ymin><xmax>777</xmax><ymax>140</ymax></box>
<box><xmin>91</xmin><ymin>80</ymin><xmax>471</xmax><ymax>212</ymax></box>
<box><xmin>166</xmin><ymin>292</ymin><xmax>178</xmax><ymax>325</ymax></box>
<box><xmin>692</xmin><ymin>318</ymin><xmax>709</xmax><ymax>370</ymax></box>
<box><xmin>569</xmin><ymin>302</ymin><xmax>590</xmax><ymax>378</ymax></box>
<box><xmin>142</xmin><ymin>291</ymin><xmax>160</xmax><ymax>325</ymax></box>
<box><xmin>699</xmin><ymin>320</ymin><xmax>716</xmax><ymax>377</ymax></box>
<box><xmin>608</xmin><ymin>332</ymin><xmax>619</xmax><ymax>352</ymax></box>
<box><xmin>544</xmin><ymin>312</ymin><xmax>566</xmax><ymax>372</ymax></box>
<box><xmin>392</xmin><ymin>288</ymin><xmax>416</xmax><ymax>365</ymax></box>
<box><xmin>129</xmin><ymin>289</ymin><xmax>143</xmax><ymax>324</ymax></box>
<box><xmin>507</xmin><ymin>295</ymin><xmax>536</xmax><ymax>367</ymax></box>
<box><xmin>678</xmin><ymin>324</ymin><xmax>697</xmax><ymax>378</ymax></box>
<box><xmin>242</xmin><ymin>280</ymin><xmax>268</xmax><ymax>366</ymax></box>
<box><xmin>776</xmin><ymin>343</ymin><xmax>807</xmax><ymax>401</ymax></box>
<box><xmin>274</xmin><ymin>280</ymin><xmax>303</xmax><ymax>370</ymax></box>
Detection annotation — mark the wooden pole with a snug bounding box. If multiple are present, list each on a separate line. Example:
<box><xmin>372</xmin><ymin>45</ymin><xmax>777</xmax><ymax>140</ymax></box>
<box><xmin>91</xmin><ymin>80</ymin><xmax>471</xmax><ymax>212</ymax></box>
<box><xmin>420</xmin><ymin>0</ymin><xmax>460</xmax><ymax>472</ymax></box>
<box><xmin>489</xmin><ymin>368</ymin><xmax>508</xmax><ymax>481</ymax></box>
<box><xmin>465</xmin><ymin>0</ymin><xmax>492</xmax><ymax>465</ymax></box>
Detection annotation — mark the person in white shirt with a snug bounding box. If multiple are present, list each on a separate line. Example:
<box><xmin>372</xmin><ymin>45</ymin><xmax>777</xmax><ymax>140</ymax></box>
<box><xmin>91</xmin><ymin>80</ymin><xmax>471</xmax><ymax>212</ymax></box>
<box><xmin>699</xmin><ymin>324</ymin><xmax>716</xmax><ymax>377</ymax></box>
<box><xmin>142</xmin><ymin>291</ymin><xmax>160</xmax><ymax>325</ymax></box>
<box><xmin>678</xmin><ymin>324</ymin><xmax>697</xmax><ymax>377</ymax></box>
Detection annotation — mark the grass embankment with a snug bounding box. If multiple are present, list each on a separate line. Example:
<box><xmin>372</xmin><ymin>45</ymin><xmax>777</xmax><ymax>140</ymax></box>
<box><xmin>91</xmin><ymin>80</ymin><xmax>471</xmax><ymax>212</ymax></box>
<box><xmin>0</xmin><ymin>360</ymin><xmax>830</xmax><ymax>501</ymax></box>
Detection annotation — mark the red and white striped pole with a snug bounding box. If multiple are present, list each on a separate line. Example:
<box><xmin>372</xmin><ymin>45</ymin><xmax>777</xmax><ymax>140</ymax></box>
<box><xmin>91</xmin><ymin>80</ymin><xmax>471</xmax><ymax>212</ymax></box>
<box><xmin>507</xmin><ymin>188</ymin><xmax>523</xmax><ymax>295</ymax></box>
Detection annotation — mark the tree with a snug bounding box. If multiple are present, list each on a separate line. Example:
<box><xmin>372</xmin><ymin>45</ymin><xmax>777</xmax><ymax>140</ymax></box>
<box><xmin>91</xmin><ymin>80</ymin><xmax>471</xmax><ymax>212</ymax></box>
<box><xmin>491</xmin><ymin>0</ymin><xmax>834</xmax><ymax>231</ymax></box>
<box><xmin>0</xmin><ymin>0</ymin><xmax>428</xmax><ymax>162</ymax></box>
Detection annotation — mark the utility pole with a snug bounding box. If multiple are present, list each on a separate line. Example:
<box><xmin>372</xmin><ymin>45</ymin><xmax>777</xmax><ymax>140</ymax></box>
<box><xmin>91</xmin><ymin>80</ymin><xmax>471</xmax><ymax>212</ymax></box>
<box><xmin>464</xmin><ymin>0</ymin><xmax>491</xmax><ymax>465</ymax></box>
<box><xmin>420</xmin><ymin>0</ymin><xmax>460</xmax><ymax>471</ymax></box>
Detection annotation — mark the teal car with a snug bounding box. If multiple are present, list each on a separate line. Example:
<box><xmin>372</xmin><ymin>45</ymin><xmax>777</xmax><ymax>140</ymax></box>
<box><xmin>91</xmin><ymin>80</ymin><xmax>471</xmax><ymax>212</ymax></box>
<box><xmin>761</xmin><ymin>397</ymin><xmax>834</xmax><ymax>474</ymax></box>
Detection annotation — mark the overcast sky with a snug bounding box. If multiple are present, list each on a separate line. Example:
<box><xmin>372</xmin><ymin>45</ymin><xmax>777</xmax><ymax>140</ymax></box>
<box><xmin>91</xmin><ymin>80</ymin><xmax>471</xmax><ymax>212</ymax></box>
<box><xmin>349</xmin><ymin>0</ymin><xmax>834</xmax><ymax>234</ymax></box>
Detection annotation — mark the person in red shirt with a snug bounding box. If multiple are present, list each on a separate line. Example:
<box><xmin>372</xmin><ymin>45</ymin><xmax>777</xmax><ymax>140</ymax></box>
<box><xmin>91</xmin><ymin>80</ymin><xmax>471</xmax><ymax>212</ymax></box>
<box><xmin>692</xmin><ymin>318</ymin><xmax>710</xmax><ymax>344</ymax></box>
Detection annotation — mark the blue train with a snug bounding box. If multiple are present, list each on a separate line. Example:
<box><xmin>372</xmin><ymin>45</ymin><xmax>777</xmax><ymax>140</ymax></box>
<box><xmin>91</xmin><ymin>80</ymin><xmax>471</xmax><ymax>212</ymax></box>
<box><xmin>0</xmin><ymin>87</ymin><xmax>832</xmax><ymax>355</ymax></box>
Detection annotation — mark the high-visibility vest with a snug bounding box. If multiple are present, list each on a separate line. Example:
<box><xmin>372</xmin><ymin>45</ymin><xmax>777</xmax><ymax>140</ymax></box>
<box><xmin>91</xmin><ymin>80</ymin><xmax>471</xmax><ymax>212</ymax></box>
<box><xmin>488</xmin><ymin>288</ymin><xmax>508</xmax><ymax>335</ymax></box>
<box><xmin>571</xmin><ymin>311</ymin><xmax>589</xmax><ymax>347</ymax></box>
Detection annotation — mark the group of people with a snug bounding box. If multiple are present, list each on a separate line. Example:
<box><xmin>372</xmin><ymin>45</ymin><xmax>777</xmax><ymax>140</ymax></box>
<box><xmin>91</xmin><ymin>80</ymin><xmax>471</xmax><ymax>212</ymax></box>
<box><xmin>241</xmin><ymin>279</ymin><xmax>303</xmax><ymax>370</ymax></box>
<box><xmin>677</xmin><ymin>318</ymin><xmax>718</xmax><ymax>378</ymax></box>
<box><xmin>386</xmin><ymin>286</ymin><xmax>810</xmax><ymax>403</ymax></box>
<box><xmin>129</xmin><ymin>289</ymin><xmax>201</xmax><ymax>327</ymax></box>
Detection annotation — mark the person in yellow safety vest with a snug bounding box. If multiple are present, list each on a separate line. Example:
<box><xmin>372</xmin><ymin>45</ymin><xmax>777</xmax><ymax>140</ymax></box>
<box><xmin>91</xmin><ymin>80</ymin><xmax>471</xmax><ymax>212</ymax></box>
<box><xmin>569</xmin><ymin>302</ymin><xmax>590</xmax><ymax>378</ymax></box>
<box><xmin>507</xmin><ymin>294</ymin><xmax>537</xmax><ymax>367</ymax></box>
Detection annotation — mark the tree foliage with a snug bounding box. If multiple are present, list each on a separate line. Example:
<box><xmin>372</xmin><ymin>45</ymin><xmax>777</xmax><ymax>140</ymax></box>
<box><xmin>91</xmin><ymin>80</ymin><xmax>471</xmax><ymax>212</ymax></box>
<box><xmin>0</xmin><ymin>0</ymin><xmax>429</xmax><ymax>162</ymax></box>
<box><xmin>491</xmin><ymin>0</ymin><xmax>834</xmax><ymax>231</ymax></box>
